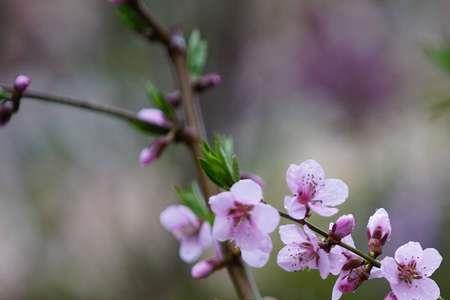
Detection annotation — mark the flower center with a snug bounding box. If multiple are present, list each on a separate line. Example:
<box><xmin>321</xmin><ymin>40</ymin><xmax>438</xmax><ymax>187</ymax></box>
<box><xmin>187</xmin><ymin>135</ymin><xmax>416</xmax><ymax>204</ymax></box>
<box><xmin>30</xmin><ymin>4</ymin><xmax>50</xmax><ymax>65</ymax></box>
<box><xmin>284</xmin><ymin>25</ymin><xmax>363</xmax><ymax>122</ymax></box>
<box><xmin>297</xmin><ymin>242</ymin><xmax>318</xmax><ymax>263</ymax></box>
<box><xmin>397</xmin><ymin>261</ymin><xmax>422</xmax><ymax>285</ymax></box>
<box><xmin>228</xmin><ymin>201</ymin><xmax>254</xmax><ymax>224</ymax></box>
<box><xmin>297</xmin><ymin>183</ymin><xmax>315</xmax><ymax>204</ymax></box>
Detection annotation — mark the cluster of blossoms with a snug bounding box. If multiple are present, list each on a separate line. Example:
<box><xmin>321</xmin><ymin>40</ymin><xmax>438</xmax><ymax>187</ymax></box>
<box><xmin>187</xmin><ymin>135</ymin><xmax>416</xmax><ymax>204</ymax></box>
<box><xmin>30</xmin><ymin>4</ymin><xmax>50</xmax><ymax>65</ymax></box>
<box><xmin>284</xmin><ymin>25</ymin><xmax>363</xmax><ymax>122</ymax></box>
<box><xmin>159</xmin><ymin>159</ymin><xmax>443</xmax><ymax>300</ymax></box>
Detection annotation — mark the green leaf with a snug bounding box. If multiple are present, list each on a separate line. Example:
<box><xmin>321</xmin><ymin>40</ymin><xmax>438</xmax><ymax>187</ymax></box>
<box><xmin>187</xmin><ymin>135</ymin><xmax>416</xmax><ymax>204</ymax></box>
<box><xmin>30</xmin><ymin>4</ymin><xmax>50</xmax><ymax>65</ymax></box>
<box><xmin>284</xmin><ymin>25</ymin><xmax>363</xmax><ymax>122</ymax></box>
<box><xmin>199</xmin><ymin>135</ymin><xmax>240</xmax><ymax>190</ymax></box>
<box><xmin>429</xmin><ymin>97</ymin><xmax>450</xmax><ymax>119</ymax></box>
<box><xmin>176</xmin><ymin>183</ymin><xmax>213</xmax><ymax>224</ymax></box>
<box><xmin>187</xmin><ymin>30</ymin><xmax>208</xmax><ymax>77</ymax></box>
<box><xmin>0</xmin><ymin>88</ymin><xmax>8</xmax><ymax>103</ymax></box>
<box><xmin>116</xmin><ymin>5</ymin><xmax>147</xmax><ymax>32</ymax></box>
<box><xmin>146</xmin><ymin>83</ymin><xmax>175</xmax><ymax>119</ymax></box>
<box><xmin>425</xmin><ymin>44</ymin><xmax>450</xmax><ymax>76</ymax></box>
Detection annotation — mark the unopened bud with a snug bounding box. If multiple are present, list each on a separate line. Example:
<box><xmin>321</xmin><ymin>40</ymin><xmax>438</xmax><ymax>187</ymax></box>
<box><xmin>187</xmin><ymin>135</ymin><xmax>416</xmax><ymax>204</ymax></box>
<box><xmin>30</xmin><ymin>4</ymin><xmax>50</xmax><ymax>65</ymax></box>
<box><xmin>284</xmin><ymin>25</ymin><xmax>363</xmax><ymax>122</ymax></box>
<box><xmin>139</xmin><ymin>137</ymin><xmax>169</xmax><ymax>166</ymax></box>
<box><xmin>240</xmin><ymin>172</ymin><xmax>265</xmax><ymax>188</ymax></box>
<box><xmin>137</xmin><ymin>108</ymin><xmax>172</xmax><ymax>128</ymax></box>
<box><xmin>0</xmin><ymin>101</ymin><xmax>14</xmax><ymax>127</ymax></box>
<box><xmin>194</xmin><ymin>73</ymin><xmax>222</xmax><ymax>92</ymax></box>
<box><xmin>367</xmin><ymin>208</ymin><xmax>391</xmax><ymax>256</ymax></box>
<box><xmin>330</xmin><ymin>214</ymin><xmax>355</xmax><ymax>241</ymax></box>
<box><xmin>338</xmin><ymin>267</ymin><xmax>368</xmax><ymax>294</ymax></box>
<box><xmin>191</xmin><ymin>257</ymin><xmax>223</xmax><ymax>279</ymax></box>
<box><xmin>13</xmin><ymin>75</ymin><xmax>31</xmax><ymax>93</ymax></box>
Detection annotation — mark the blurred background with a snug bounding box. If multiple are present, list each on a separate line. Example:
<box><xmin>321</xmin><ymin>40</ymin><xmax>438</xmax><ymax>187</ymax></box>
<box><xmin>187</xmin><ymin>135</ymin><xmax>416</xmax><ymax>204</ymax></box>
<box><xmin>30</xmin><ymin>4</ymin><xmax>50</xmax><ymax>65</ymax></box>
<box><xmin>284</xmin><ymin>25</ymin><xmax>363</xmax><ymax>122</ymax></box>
<box><xmin>0</xmin><ymin>0</ymin><xmax>449</xmax><ymax>299</ymax></box>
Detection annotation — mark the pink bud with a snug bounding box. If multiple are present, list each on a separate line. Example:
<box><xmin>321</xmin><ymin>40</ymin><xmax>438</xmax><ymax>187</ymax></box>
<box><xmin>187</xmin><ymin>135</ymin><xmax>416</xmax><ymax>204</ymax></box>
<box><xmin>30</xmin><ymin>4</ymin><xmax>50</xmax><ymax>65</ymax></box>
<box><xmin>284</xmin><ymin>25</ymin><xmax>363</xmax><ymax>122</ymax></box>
<box><xmin>195</xmin><ymin>73</ymin><xmax>222</xmax><ymax>92</ymax></box>
<box><xmin>191</xmin><ymin>260</ymin><xmax>215</xmax><ymax>279</ymax></box>
<box><xmin>367</xmin><ymin>208</ymin><xmax>391</xmax><ymax>245</ymax></box>
<box><xmin>14</xmin><ymin>75</ymin><xmax>31</xmax><ymax>93</ymax></box>
<box><xmin>0</xmin><ymin>101</ymin><xmax>14</xmax><ymax>127</ymax></box>
<box><xmin>240</xmin><ymin>172</ymin><xmax>265</xmax><ymax>188</ymax></box>
<box><xmin>137</xmin><ymin>108</ymin><xmax>172</xmax><ymax>128</ymax></box>
<box><xmin>337</xmin><ymin>267</ymin><xmax>368</xmax><ymax>293</ymax></box>
<box><xmin>139</xmin><ymin>138</ymin><xmax>168</xmax><ymax>166</ymax></box>
<box><xmin>384</xmin><ymin>291</ymin><xmax>397</xmax><ymax>300</ymax></box>
<box><xmin>331</xmin><ymin>214</ymin><xmax>355</xmax><ymax>240</ymax></box>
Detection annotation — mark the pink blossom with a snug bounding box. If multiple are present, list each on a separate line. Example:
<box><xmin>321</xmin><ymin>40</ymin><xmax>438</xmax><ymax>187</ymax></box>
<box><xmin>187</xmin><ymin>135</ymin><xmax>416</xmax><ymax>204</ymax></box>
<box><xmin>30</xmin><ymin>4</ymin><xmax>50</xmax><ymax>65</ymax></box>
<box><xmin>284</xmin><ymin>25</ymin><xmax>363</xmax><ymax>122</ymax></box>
<box><xmin>380</xmin><ymin>242</ymin><xmax>442</xmax><ymax>300</ymax></box>
<box><xmin>329</xmin><ymin>214</ymin><xmax>355</xmax><ymax>240</ymax></box>
<box><xmin>209</xmin><ymin>179</ymin><xmax>280</xmax><ymax>268</ymax></box>
<box><xmin>137</xmin><ymin>108</ymin><xmax>172</xmax><ymax>128</ymax></box>
<box><xmin>284</xmin><ymin>159</ymin><xmax>348</xmax><ymax>219</ymax></box>
<box><xmin>277</xmin><ymin>224</ymin><xmax>331</xmax><ymax>279</ymax></box>
<box><xmin>160</xmin><ymin>205</ymin><xmax>212</xmax><ymax>263</ymax></box>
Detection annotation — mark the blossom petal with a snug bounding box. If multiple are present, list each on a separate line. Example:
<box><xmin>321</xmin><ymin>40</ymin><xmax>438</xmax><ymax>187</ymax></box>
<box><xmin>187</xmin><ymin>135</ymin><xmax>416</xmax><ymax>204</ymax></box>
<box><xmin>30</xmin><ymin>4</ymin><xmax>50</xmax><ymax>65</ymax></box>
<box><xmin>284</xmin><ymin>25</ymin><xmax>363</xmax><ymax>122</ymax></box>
<box><xmin>314</xmin><ymin>178</ymin><xmax>349</xmax><ymax>206</ymax></box>
<box><xmin>394</xmin><ymin>242</ymin><xmax>423</xmax><ymax>265</ymax></box>
<box><xmin>419</xmin><ymin>248</ymin><xmax>442</xmax><ymax>277</ymax></box>
<box><xmin>179</xmin><ymin>238</ymin><xmax>202</xmax><ymax>263</ymax></box>
<box><xmin>252</xmin><ymin>203</ymin><xmax>280</xmax><ymax>234</ymax></box>
<box><xmin>279</xmin><ymin>224</ymin><xmax>308</xmax><ymax>245</ymax></box>
<box><xmin>381</xmin><ymin>257</ymin><xmax>399</xmax><ymax>285</ymax></box>
<box><xmin>309</xmin><ymin>202</ymin><xmax>338</xmax><ymax>217</ymax></box>
<box><xmin>160</xmin><ymin>205</ymin><xmax>198</xmax><ymax>234</ymax></box>
<box><xmin>284</xmin><ymin>196</ymin><xmax>307</xmax><ymax>219</ymax></box>
<box><xmin>212</xmin><ymin>216</ymin><xmax>233</xmax><ymax>241</ymax></box>
<box><xmin>392</xmin><ymin>278</ymin><xmax>440</xmax><ymax>300</ymax></box>
<box><xmin>318</xmin><ymin>249</ymin><xmax>331</xmax><ymax>279</ymax></box>
<box><xmin>241</xmin><ymin>236</ymin><xmax>272</xmax><ymax>268</ymax></box>
<box><xmin>198</xmin><ymin>222</ymin><xmax>212</xmax><ymax>248</ymax></box>
<box><xmin>277</xmin><ymin>245</ymin><xmax>305</xmax><ymax>272</ymax></box>
<box><xmin>209</xmin><ymin>191</ymin><xmax>235</xmax><ymax>216</ymax></box>
<box><xmin>233</xmin><ymin>220</ymin><xmax>266</xmax><ymax>250</ymax></box>
<box><xmin>286</xmin><ymin>160</ymin><xmax>325</xmax><ymax>194</ymax></box>
<box><xmin>230</xmin><ymin>179</ymin><xmax>262</xmax><ymax>205</ymax></box>
<box><xmin>332</xmin><ymin>274</ymin><xmax>344</xmax><ymax>300</ymax></box>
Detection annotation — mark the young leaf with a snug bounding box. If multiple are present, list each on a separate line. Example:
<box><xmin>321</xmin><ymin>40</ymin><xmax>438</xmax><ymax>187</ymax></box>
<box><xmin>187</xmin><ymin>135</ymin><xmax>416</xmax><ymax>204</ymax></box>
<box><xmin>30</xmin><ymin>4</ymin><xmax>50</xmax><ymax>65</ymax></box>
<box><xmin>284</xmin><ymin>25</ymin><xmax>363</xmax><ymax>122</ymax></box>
<box><xmin>0</xmin><ymin>88</ymin><xmax>8</xmax><ymax>103</ymax></box>
<box><xmin>199</xmin><ymin>136</ymin><xmax>240</xmax><ymax>190</ymax></box>
<box><xmin>176</xmin><ymin>183</ymin><xmax>213</xmax><ymax>224</ymax></box>
<box><xmin>425</xmin><ymin>44</ymin><xmax>450</xmax><ymax>76</ymax></box>
<box><xmin>146</xmin><ymin>83</ymin><xmax>175</xmax><ymax>119</ymax></box>
<box><xmin>116</xmin><ymin>5</ymin><xmax>147</xmax><ymax>32</ymax></box>
<box><xmin>187</xmin><ymin>30</ymin><xmax>208</xmax><ymax>77</ymax></box>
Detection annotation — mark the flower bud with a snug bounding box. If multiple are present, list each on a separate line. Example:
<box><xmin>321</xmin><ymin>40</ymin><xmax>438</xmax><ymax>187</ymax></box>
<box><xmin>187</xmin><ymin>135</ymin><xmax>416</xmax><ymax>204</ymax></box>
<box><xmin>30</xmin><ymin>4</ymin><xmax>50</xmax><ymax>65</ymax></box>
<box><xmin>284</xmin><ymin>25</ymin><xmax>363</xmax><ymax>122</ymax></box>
<box><xmin>0</xmin><ymin>101</ymin><xmax>14</xmax><ymax>127</ymax></box>
<box><xmin>367</xmin><ymin>208</ymin><xmax>391</xmax><ymax>256</ymax></box>
<box><xmin>240</xmin><ymin>172</ymin><xmax>265</xmax><ymax>188</ymax></box>
<box><xmin>384</xmin><ymin>291</ymin><xmax>397</xmax><ymax>300</ymax></box>
<box><xmin>137</xmin><ymin>108</ymin><xmax>172</xmax><ymax>128</ymax></box>
<box><xmin>194</xmin><ymin>73</ymin><xmax>222</xmax><ymax>92</ymax></box>
<box><xmin>330</xmin><ymin>214</ymin><xmax>355</xmax><ymax>240</ymax></box>
<box><xmin>139</xmin><ymin>137</ymin><xmax>169</xmax><ymax>166</ymax></box>
<box><xmin>191</xmin><ymin>257</ymin><xmax>224</xmax><ymax>279</ymax></box>
<box><xmin>338</xmin><ymin>267</ymin><xmax>368</xmax><ymax>293</ymax></box>
<box><xmin>13</xmin><ymin>75</ymin><xmax>31</xmax><ymax>93</ymax></box>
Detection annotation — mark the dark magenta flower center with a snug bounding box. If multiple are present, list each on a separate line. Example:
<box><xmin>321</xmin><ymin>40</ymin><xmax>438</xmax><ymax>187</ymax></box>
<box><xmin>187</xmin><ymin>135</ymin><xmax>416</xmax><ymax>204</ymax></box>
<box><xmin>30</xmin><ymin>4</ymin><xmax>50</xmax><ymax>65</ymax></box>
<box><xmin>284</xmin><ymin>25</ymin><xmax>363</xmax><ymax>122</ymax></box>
<box><xmin>229</xmin><ymin>201</ymin><xmax>254</xmax><ymax>224</ymax></box>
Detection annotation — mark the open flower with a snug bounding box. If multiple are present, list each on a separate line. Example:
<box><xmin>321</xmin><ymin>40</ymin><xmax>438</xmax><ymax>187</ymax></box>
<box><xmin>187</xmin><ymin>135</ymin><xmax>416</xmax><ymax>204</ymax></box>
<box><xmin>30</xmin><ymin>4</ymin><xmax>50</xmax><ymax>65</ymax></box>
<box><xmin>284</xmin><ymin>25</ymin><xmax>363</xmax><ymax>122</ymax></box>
<box><xmin>284</xmin><ymin>159</ymin><xmax>348</xmax><ymax>219</ymax></box>
<box><xmin>209</xmin><ymin>179</ymin><xmax>280</xmax><ymax>267</ymax></box>
<box><xmin>277</xmin><ymin>224</ymin><xmax>331</xmax><ymax>279</ymax></box>
<box><xmin>160</xmin><ymin>205</ymin><xmax>212</xmax><ymax>263</ymax></box>
<box><xmin>380</xmin><ymin>242</ymin><xmax>442</xmax><ymax>300</ymax></box>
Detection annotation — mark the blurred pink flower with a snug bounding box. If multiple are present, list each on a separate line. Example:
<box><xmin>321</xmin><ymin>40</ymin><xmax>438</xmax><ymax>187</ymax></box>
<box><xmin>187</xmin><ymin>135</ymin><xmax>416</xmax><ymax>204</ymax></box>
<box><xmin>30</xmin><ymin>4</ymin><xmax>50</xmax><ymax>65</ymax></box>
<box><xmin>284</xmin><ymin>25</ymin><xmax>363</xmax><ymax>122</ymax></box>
<box><xmin>160</xmin><ymin>205</ymin><xmax>212</xmax><ymax>263</ymax></box>
<box><xmin>209</xmin><ymin>179</ymin><xmax>279</xmax><ymax>268</ymax></box>
<box><xmin>137</xmin><ymin>108</ymin><xmax>172</xmax><ymax>128</ymax></box>
<box><xmin>380</xmin><ymin>242</ymin><xmax>442</xmax><ymax>300</ymax></box>
<box><xmin>284</xmin><ymin>159</ymin><xmax>348</xmax><ymax>219</ymax></box>
<box><xmin>277</xmin><ymin>224</ymin><xmax>331</xmax><ymax>279</ymax></box>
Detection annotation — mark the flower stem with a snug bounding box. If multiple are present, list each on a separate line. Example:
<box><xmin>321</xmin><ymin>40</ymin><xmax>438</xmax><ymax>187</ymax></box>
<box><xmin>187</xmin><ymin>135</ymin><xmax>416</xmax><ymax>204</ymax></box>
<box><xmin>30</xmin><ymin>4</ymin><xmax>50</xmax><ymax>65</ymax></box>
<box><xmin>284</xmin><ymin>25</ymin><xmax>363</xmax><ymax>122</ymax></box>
<box><xmin>278</xmin><ymin>211</ymin><xmax>381</xmax><ymax>268</ymax></box>
<box><xmin>126</xmin><ymin>1</ymin><xmax>262</xmax><ymax>299</ymax></box>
